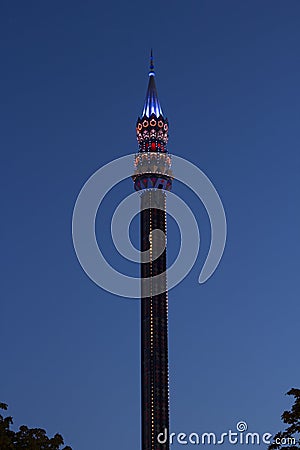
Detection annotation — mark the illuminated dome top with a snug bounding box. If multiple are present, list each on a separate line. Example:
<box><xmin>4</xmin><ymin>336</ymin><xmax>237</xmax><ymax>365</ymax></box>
<box><xmin>136</xmin><ymin>51</ymin><xmax>169</xmax><ymax>153</ymax></box>
<box><xmin>133</xmin><ymin>51</ymin><xmax>173</xmax><ymax>192</ymax></box>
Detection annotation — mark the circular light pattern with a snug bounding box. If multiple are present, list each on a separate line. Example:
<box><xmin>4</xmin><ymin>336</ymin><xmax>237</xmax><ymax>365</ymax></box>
<box><xmin>158</xmin><ymin>120</ymin><xmax>164</xmax><ymax>128</ymax></box>
<box><xmin>164</xmin><ymin>124</ymin><xmax>168</xmax><ymax>131</ymax></box>
<box><xmin>143</xmin><ymin>120</ymin><xmax>149</xmax><ymax>127</ymax></box>
<box><xmin>137</xmin><ymin>123</ymin><xmax>142</xmax><ymax>131</ymax></box>
<box><xmin>150</xmin><ymin>119</ymin><xmax>156</xmax><ymax>127</ymax></box>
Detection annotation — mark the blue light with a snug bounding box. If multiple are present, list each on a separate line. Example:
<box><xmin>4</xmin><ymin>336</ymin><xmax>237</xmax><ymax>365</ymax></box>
<box><xmin>142</xmin><ymin>75</ymin><xmax>164</xmax><ymax>118</ymax></box>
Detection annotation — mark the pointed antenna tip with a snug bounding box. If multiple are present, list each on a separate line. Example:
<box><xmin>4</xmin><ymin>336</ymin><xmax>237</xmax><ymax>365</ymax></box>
<box><xmin>149</xmin><ymin>49</ymin><xmax>155</xmax><ymax>76</ymax></box>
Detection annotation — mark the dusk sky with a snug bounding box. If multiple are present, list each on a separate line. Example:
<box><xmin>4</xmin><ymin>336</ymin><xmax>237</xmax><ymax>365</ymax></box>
<box><xmin>1</xmin><ymin>1</ymin><xmax>300</xmax><ymax>449</ymax></box>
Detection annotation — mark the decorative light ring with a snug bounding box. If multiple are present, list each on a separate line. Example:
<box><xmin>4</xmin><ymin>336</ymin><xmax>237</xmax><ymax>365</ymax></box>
<box><xmin>150</xmin><ymin>119</ymin><xmax>156</xmax><ymax>127</ymax></box>
<box><xmin>158</xmin><ymin>120</ymin><xmax>164</xmax><ymax>128</ymax></box>
<box><xmin>164</xmin><ymin>123</ymin><xmax>168</xmax><ymax>131</ymax></box>
<box><xmin>143</xmin><ymin>120</ymin><xmax>149</xmax><ymax>127</ymax></box>
<box><xmin>137</xmin><ymin>123</ymin><xmax>143</xmax><ymax>131</ymax></box>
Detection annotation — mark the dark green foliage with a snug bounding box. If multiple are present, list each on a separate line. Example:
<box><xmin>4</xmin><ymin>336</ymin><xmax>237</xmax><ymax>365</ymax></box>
<box><xmin>269</xmin><ymin>388</ymin><xmax>300</xmax><ymax>450</ymax></box>
<box><xmin>0</xmin><ymin>402</ymin><xmax>72</xmax><ymax>450</ymax></box>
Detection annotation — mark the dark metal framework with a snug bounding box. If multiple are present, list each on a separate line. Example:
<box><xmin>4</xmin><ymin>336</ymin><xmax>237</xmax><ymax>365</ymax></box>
<box><xmin>140</xmin><ymin>190</ymin><xmax>169</xmax><ymax>450</ymax></box>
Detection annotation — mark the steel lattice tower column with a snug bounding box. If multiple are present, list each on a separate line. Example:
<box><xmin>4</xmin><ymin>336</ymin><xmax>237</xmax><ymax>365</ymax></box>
<box><xmin>133</xmin><ymin>52</ymin><xmax>173</xmax><ymax>450</ymax></box>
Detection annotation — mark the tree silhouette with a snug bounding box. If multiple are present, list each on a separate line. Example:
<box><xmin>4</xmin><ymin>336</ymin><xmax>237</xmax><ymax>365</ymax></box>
<box><xmin>269</xmin><ymin>388</ymin><xmax>300</xmax><ymax>450</ymax></box>
<box><xmin>0</xmin><ymin>402</ymin><xmax>72</xmax><ymax>450</ymax></box>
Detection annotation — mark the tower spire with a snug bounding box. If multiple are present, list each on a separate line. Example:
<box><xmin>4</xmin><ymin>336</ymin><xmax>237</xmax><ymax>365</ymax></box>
<box><xmin>142</xmin><ymin>50</ymin><xmax>164</xmax><ymax>118</ymax></box>
<box><xmin>136</xmin><ymin>52</ymin><xmax>169</xmax><ymax>154</ymax></box>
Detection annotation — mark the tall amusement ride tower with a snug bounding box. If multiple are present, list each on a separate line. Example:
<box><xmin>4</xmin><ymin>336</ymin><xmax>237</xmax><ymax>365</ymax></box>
<box><xmin>132</xmin><ymin>53</ymin><xmax>173</xmax><ymax>450</ymax></box>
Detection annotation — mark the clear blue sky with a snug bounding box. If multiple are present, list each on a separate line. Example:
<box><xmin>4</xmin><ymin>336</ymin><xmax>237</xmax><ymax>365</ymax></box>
<box><xmin>1</xmin><ymin>1</ymin><xmax>300</xmax><ymax>449</ymax></box>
